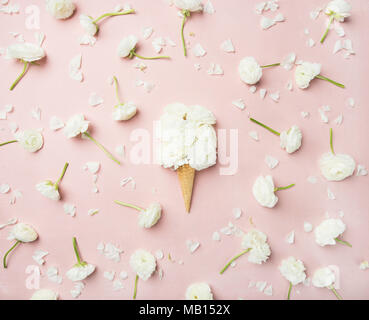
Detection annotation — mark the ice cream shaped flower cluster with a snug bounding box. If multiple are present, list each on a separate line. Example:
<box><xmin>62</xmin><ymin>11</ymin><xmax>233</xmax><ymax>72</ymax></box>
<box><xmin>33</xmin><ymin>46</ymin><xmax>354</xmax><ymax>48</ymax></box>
<box><xmin>157</xmin><ymin>103</ymin><xmax>217</xmax><ymax>212</ymax></box>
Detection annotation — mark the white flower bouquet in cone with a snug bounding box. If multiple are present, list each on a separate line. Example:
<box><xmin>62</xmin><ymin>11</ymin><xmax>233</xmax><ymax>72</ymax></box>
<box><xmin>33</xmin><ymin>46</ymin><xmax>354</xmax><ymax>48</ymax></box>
<box><xmin>157</xmin><ymin>103</ymin><xmax>217</xmax><ymax>212</ymax></box>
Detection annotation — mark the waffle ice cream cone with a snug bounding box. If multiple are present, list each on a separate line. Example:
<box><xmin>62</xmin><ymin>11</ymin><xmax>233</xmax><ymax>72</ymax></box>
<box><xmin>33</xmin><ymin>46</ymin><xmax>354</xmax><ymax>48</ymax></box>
<box><xmin>177</xmin><ymin>164</ymin><xmax>196</xmax><ymax>213</ymax></box>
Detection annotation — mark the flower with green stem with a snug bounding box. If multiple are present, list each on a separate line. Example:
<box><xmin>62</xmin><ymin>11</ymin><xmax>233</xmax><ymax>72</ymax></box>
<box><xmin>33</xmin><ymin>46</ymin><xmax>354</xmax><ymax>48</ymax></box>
<box><xmin>295</xmin><ymin>61</ymin><xmax>344</xmax><ymax>89</ymax></box>
<box><xmin>111</xmin><ymin>76</ymin><xmax>137</xmax><ymax>121</ymax></box>
<box><xmin>117</xmin><ymin>35</ymin><xmax>170</xmax><ymax>60</ymax></box>
<box><xmin>66</xmin><ymin>237</ymin><xmax>96</xmax><ymax>282</ymax></box>
<box><xmin>173</xmin><ymin>0</ymin><xmax>203</xmax><ymax>56</ymax></box>
<box><xmin>312</xmin><ymin>267</ymin><xmax>343</xmax><ymax>300</ymax></box>
<box><xmin>3</xmin><ymin>223</ymin><xmax>38</xmax><ymax>268</ymax></box>
<box><xmin>220</xmin><ymin>229</ymin><xmax>271</xmax><ymax>274</ymax></box>
<box><xmin>63</xmin><ymin>114</ymin><xmax>121</xmax><ymax>165</ymax></box>
<box><xmin>315</xmin><ymin>218</ymin><xmax>352</xmax><ymax>247</ymax></box>
<box><xmin>319</xmin><ymin>128</ymin><xmax>356</xmax><ymax>181</ymax></box>
<box><xmin>0</xmin><ymin>129</ymin><xmax>44</xmax><ymax>153</ymax></box>
<box><xmin>279</xmin><ymin>257</ymin><xmax>307</xmax><ymax>300</ymax></box>
<box><xmin>130</xmin><ymin>249</ymin><xmax>156</xmax><ymax>299</ymax></box>
<box><xmin>6</xmin><ymin>42</ymin><xmax>45</xmax><ymax>90</ymax></box>
<box><xmin>239</xmin><ymin>56</ymin><xmax>280</xmax><ymax>85</ymax></box>
<box><xmin>320</xmin><ymin>0</ymin><xmax>351</xmax><ymax>43</ymax></box>
<box><xmin>79</xmin><ymin>8</ymin><xmax>135</xmax><ymax>37</ymax></box>
<box><xmin>250</xmin><ymin>117</ymin><xmax>302</xmax><ymax>154</ymax></box>
<box><xmin>115</xmin><ymin>201</ymin><xmax>162</xmax><ymax>228</ymax></box>
<box><xmin>36</xmin><ymin>162</ymin><xmax>69</xmax><ymax>201</ymax></box>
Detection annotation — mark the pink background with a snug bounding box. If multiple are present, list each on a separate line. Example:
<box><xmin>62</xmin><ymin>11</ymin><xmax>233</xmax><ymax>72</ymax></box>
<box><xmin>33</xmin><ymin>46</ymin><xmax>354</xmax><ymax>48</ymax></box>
<box><xmin>0</xmin><ymin>0</ymin><xmax>368</xmax><ymax>300</ymax></box>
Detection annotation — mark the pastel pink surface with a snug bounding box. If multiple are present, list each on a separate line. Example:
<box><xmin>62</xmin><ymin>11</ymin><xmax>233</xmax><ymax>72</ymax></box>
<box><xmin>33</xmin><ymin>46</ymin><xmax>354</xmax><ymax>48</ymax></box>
<box><xmin>0</xmin><ymin>0</ymin><xmax>368</xmax><ymax>300</ymax></box>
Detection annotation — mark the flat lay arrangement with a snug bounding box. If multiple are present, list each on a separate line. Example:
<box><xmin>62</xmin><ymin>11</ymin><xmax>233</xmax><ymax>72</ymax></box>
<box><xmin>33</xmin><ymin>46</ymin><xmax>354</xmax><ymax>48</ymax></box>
<box><xmin>0</xmin><ymin>0</ymin><xmax>368</xmax><ymax>301</ymax></box>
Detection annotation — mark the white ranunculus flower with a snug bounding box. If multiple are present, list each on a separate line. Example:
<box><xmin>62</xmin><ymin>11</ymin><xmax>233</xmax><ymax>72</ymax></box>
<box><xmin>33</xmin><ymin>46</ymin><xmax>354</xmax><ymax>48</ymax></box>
<box><xmin>174</xmin><ymin>0</ymin><xmax>203</xmax><ymax>12</ymax></box>
<box><xmin>36</xmin><ymin>181</ymin><xmax>60</xmax><ymax>201</ymax></box>
<box><xmin>295</xmin><ymin>62</ymin><xmax>321</xmax><ymax>89</ymax></box>
<box><xmin>279</xmin><ymin>256</ymin><xmax>306</xmax><ymax>286</ymax></box>
<box><xmin>63</xmin><ymin>114</ymin><xmax>90</xmax><ymax>138</ymax></box>
<box><xmin>130</xmin><ymin>249</ymin><xmax>156</xmax><ymax>281</ymax></box>
<box><xmin>185</xmin><ymin>282</ymin><xmax>213</xmax><ymax>300</ymax></box>
<box><xmin>9</xmin><ymin>223</ymin><xmax>38</xmax><ymax>243</ymax></box>
<box><xmin>80</xmin><ymin>14</ymin><xmax>98</xmax><ymax>36</ymax></box>
<box><xmin>319</xmin><ymin>152</ymin><xmax>355</xmax><ymax>181</ymax></box>
<box><xmin>252</xmin><ymin>175</ymin><xmax>278</xmax><ymax>208</ymax></box>
<box><xmin>46</xmin><ymin>0</ymin><xmax>75</xmax><ymax>19</ymax></box>
<box><xmin>6</xmin><ymin>43</ymin><xmax>45</xmax><ymax>62</ymax></box>
<box><xmin>325</xmin><ymin>0</ymin><xmax>351</xmax><ymax>22</ymax></box>
<box><xmin>117</xmin><ymin>35</ymin><xmax>138</xmax><ymax>58</ymax></box>
<box><xmin>238</xmin><ymin>57</ymin><xmax>263</xmax><ymax>85</ymax></box>
<box><xmin>312</xmin><ymin>267</ymin><xmax>336</xmax><ymax>288</ymax></box>
<box><xmin>16</xmin><ymin>130</ymin><xmax>44</xmax><ymax>153</ymax></box>
<box><xmin>314</xmin><ymin>218</ymin><xmax>346</xmax><ymax>246</ymax></box>
<box><xmin>242</xmin><ymin>229</ymin><xmax>271</xmax><ymax>264</ymax></box>
<box><xmin>138</xmin><ymin>203</ymin><xmax>162</xmax><ymax>228</ymax></box>
<box><xmin>280</xmin><ymin>125</ymin><xmax>302</xmax><ymax>154</ymax></box>
<box><xmin>66</xmin><ymin>264</ymin><xmax>96</xmax><ymax>281</ymax></box>
<box><xmin>112</xmin><ymin>102</ymin><xmax>137</xmax><ymax>121</ymax></box>
<box><xmin>30</xmin><ymin>289</ymin><xmax>58</xmax><ymax>300</ymax></box>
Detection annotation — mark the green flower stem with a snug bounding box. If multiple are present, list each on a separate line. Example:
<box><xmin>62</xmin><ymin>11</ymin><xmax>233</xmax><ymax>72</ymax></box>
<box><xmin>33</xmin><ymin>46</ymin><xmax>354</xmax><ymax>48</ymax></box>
<box><xmin>133</xmin><ymin>274</ymin><xmax>139</xmax><ymax>299</ymax></box>
<box><xmin>330</xmin><ymin>287</ymin><xmax>343</xmax><ymax>300</ymax></box>
<box><xmin>93</xmin><ymin>9</ymin><xmax>135</xmax><ymax>23</ymax></box>
<box><xmin>329</xmin><ymin>128</ymin><xmax>335</xmax><ymax>155</ymax></box>
<box><xmin>320</xmin><ymin>15</ymin><xmax>334</xmax><ymax>43</ymax></box>
<box><xmin>56</xmin><ymin>162</ymin><xmax>69</xmax><ymax>186</ymax></box>
<box><xmin>315</xmin><ymin>75</ymin><xmax>345</xmax><ymax>88</ymax></box>
<box><xmin>335</xmin><ymin>238</ymin><xmax>352</xmax><ymax>247</ymax></box>
<box><xmin>0</xmin><ymin>140</ymin><xmax>18</xmax><ymax>147</ymax></box>
<box><xmin>114</xmin><ymin>200</ymin><xmax>143</xmax><ymax>212</ymax></box>
<box><xmin>274</xmin><ymin>184</ymin><xmax>295</xmax><ymax>192</ymax></box>
<box><xmin>113</xmin><ymin>76</ymin><xmax>123</xmax><ymax>105</ymax></box>
<box><xmin>219</xmin><ymin>248</ymin><xmax>251</xmax><ymax>274</ymax></box>
<box><xmin>3</xmin><ymin>240</ymin><xmax>20</xmax><ymax>268</ymax></box>
<box><xmin>180</xmin><ymin>10</ymin><xmax>190</xmax><ymax>57</ymax></box>
<box><xmin>287</xmin><ymin>282</ymin><xmax>292</xmax><ymax>300</ymax></box>
<box><xmin>250</xmin><ymin>118</ymin><xmax>280</xmax><ymax>136</ymax></box>
<box><xmin>10</xmin><ymin>61</ymin><xmax>29</xmax><ymax>91</ymax></box>
<box><xmin>131</xmin><ymin>51</ymin><xmax>170</xmax><ymax>60</ymax></box>
<box><xmin>83</xmin><ymin>132</ymin><xmax>121</xmax><ymax>165</ymax></box>
<box><xmin>72</xmin><ymin>237</ymin><xmax>86</xmax><ymax>266</ymax></box>
<box><xmin>261</xmin><ymin>63</ymin><xmax>280</xmax><ymax>68</ymax></box>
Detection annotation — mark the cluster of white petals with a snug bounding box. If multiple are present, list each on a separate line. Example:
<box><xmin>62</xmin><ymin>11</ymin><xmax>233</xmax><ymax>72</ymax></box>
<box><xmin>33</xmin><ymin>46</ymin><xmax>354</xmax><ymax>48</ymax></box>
<box><xmin>174</xmin><ymin>0</ymin><xmax>203</xmax><ymax>12</ymax></box>
<box><xmin>138</xmin><ymin>203</ymin><xmax>162</xmax><ymax>228</ymax></box>
<box><xmin>314</xmin><ymin>218</ymin><xmax>346</xmax><ymax>246</ymax></box>
<box><xmin>242</xmin><ymin>229</ymin><xmax>271</xmax><ymax>264</ymax></box>
<box><xmin>66</xmin><ymin>263</ymin><xmax>96</xmax><ymax>281</ymax></box>
<box><xmin>9</xmin><ymin>223</ymin><xmax>38</xmax><ymax>243</ymax></box>
<box><xmin>80</xmin><ymin>14</ymin><xmax>98</xmax><ymax>36</ymax></box>
<box><xmin>252</xmin><ymin>175</ymin><xmax>278</xmax><ymax>208</ymax></box>
<box><xmin>30</xmin><ymin>289</ymin><xmax>58</xmax><ymax>300</ymax></box>
<box><xmin>7</xmin><ymin>42</ymin><xmax>45</xmax><ymax>62</ymax></box>
<box><xmin>319</xmin><ymin>153</ymin><xmax>355</xmax><ymax>181</ymax></box>
<box><xmin>63</xmin><ymin>114</ymin><xmax>90</xmax><ymax>138</ymax></box>
<box><xmin>325</xmin><ymin>0</ymin><xmax>351</xmax><ymax>22</ymax></box>
<box><xmin>295</xmin><ymin>62</ymin><xmax>321</xmax><ymax>89</ymax></box>
<box><xmin>238</xmin><ymin>57</ymin><xmax>263</xmax><ymax>85</ymax></box>
<box><xmin>117</xmin><ymin>35</ymin><xmax>138</xmax><ymax>58</ymax></box>
<box><xmin>130</xmin><ymin>249</ymin><xmax>156</xmax><ymax>280</ymax></box>
<box><xmin>36</xmin><ymin>181</ymin><xmax>60</xmax><ymax>201</ymax></box>
<box><xmin>113</xmin><ymin>102</ymin><xmax>137</xmax><ymax>121</ymax></box>
<box><xmin>185</xmin><ymin>282</ymin><xmax>213</xmax><ymax>300</ymax></box>
<box><xmin>46</xmin><ymin>0</ymin><xmax>75</xmax><ymax>19</ymax></box>
<box><xmin>280</xmin><ymin>126</ymin><xmax>302</xmax><ymax>154</ymax></box>
<box><xmin>158</xmin><ymin>103</ymin><xmax>217</xmax><ymax>171</ymax></box>
<box><xmin>312</xmin><ymin>267</ymin><xmax>336</xmax><ymax>288</ymax></box>
<box><xmin>16</xmin><ymin>130</ymin><xmax>44</xmax><ymax>153</ymax></box>
<box><xmin>279</xmin><ymin>257</ymin><xmax>307</xmax><ymax>285</ymax></box>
